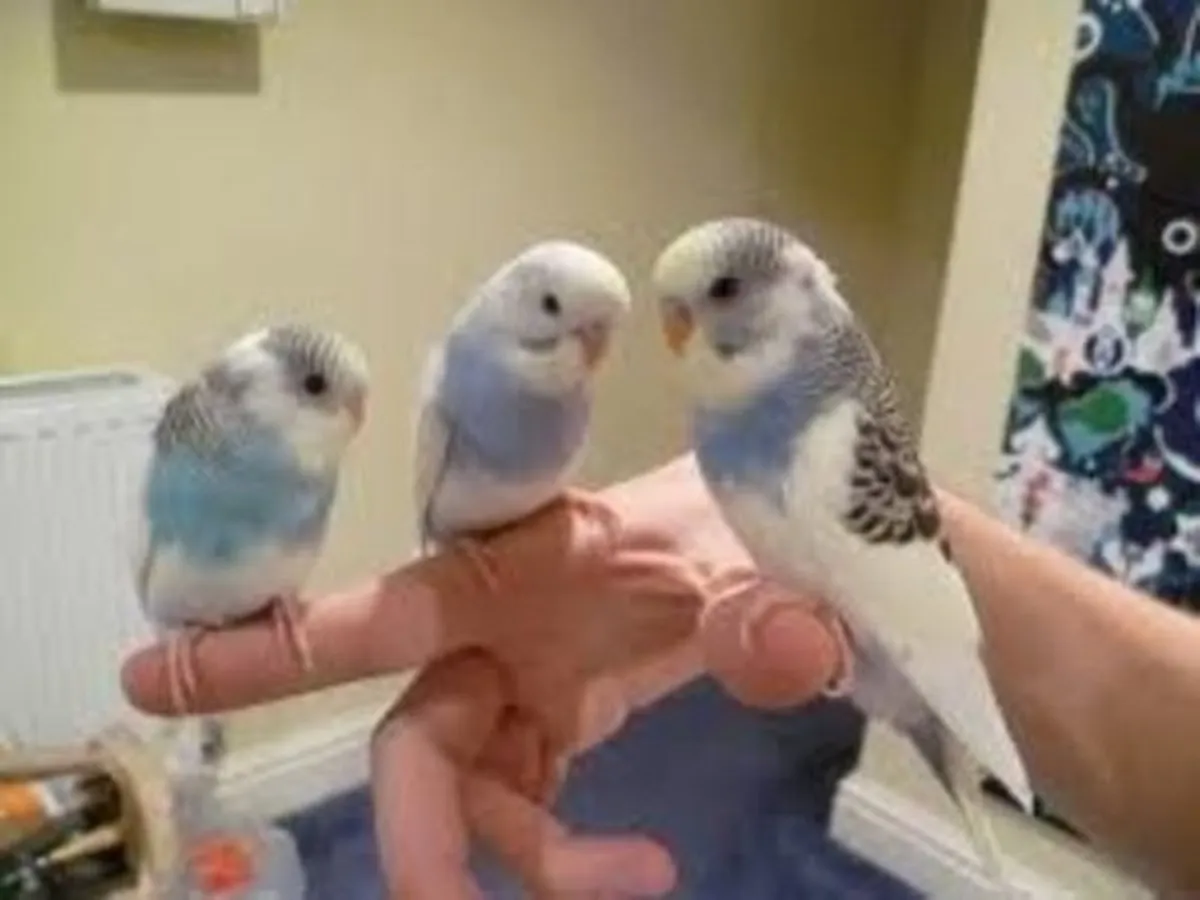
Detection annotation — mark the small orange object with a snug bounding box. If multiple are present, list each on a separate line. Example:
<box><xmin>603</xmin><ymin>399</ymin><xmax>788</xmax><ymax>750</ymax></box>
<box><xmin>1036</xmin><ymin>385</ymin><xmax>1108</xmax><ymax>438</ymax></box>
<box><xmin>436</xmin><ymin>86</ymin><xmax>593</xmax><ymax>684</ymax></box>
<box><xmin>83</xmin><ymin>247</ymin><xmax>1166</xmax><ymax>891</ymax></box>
<box><xmin>189</xmin><ymin>833</ymin><xmax>257</xmax><ymax>894</ymax></box>
<box><xmin>0</xmin><ymin>781</ymin><xmax>49</xmax><ymax>828</ymax></box>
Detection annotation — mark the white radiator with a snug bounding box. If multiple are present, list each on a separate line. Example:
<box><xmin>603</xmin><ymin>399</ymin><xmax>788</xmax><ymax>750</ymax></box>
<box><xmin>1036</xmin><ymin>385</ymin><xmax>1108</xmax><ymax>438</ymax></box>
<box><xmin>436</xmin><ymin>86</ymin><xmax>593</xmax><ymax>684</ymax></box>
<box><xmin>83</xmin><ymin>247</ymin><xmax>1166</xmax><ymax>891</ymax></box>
<box><xmin>0</xmin><ymin>369</ymin><xmax>176</xmax><ymax>747</ymax></box>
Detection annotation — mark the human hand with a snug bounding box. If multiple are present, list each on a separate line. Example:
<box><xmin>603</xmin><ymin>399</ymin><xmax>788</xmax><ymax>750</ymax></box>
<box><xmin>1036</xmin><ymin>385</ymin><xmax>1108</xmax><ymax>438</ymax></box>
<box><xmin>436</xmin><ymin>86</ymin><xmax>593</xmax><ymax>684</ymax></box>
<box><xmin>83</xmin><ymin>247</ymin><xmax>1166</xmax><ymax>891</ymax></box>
<box><xmin>122</xmin><ymin>454</ymin><xmax>844</xmax><ymax>898</ymax></box>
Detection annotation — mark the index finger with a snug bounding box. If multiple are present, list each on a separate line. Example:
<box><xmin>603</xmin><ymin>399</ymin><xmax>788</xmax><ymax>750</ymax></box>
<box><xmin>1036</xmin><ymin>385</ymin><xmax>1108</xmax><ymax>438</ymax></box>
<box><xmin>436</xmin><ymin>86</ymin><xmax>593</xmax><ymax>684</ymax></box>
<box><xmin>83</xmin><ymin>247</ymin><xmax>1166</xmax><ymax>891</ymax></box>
<box><xmin>123</xmin><ymin>491</ymin><xmax>622</xmax><ymax>717</ymax></box>
<box><xmin>121</xmin><ymin>552</ymin><xmax>492</xmax><ymax>715</ymax></box>
<box><xmin>373</xmin><ymin>650</ymin><xmax>508</xmax><ymax>900</ymax></box>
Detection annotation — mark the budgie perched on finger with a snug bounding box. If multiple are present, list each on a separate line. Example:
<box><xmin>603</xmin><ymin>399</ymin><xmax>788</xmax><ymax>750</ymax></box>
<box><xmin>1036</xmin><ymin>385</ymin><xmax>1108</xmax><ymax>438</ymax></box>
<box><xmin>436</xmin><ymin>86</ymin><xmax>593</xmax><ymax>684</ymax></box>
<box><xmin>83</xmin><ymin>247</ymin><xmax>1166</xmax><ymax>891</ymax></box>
<box><xmin>132</xmin><ymin>323</ymin><xmax>369</xmax><ymax>755</ymax></box>
<box><xmin>650</xmin><ymin>217</ymin><xmax>1032</xmax><ymax>897</ymax></box>
<box><xmin>413</xmin><ymin>240</ymin><xmax>630</xmax><ymax>573</ymax></box>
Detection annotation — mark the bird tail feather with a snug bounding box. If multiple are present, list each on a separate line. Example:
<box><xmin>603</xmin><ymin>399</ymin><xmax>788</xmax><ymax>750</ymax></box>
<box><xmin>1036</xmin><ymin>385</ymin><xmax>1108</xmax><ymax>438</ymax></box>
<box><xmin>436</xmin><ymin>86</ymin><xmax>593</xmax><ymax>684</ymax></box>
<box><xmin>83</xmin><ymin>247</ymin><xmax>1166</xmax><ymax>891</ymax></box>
<box><xmin>907</xmin><ymin>645</ymin><xmax>1034</xmax><ymax>813</ymax></box>
<box><xmin>914</xmin><ymin>721</ymin><xmax>1024</xmax><ymax>900</ymax></box>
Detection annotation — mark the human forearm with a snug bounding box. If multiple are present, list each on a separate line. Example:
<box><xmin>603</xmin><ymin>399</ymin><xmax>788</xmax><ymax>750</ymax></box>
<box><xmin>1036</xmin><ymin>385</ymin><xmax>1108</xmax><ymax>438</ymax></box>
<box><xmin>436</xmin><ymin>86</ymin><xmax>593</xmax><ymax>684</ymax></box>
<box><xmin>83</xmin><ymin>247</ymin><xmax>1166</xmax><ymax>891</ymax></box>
<box><xmin>936</xmin><ymin>489</ymin><xmax>1200</xmax><ymax>892</ymax></box>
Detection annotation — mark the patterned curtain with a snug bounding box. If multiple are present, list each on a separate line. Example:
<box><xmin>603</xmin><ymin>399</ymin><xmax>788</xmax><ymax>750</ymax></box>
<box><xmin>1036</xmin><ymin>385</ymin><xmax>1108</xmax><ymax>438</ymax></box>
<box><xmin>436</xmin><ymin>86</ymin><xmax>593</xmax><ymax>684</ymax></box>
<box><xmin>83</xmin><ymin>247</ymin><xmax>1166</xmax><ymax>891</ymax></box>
<box><xmin>990</xmin><ymin>0</ymin><xmax>1200</xmax><ymax>835</ymax></box>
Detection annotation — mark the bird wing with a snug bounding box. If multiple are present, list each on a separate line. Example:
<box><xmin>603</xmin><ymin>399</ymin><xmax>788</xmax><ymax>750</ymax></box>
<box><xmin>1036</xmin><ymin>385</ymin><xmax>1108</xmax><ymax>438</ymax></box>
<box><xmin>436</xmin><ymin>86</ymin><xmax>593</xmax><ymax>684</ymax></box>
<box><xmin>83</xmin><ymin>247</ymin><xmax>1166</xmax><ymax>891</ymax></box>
<box><xmin>153</xmin><ymin>381</ymin><xmax>231</xmax><ymax>457</ymax></box>
<box><xmin>138</xmin><ymin>438</ymin><xmax>333</xmax><ymax>624</ymax></box>
<box><xmin>826</xmin><ymin>383</ymin><xmax>1032</xmax><ymax>805</ymax></box>
<box><xmin>412</xmin><ymin>347</ymin><xmax>456</xmax><ymax>550</ymax></box>
<box><xmin>708</xmin><ymin>369</ymin><xmax>1030</xmax><ymax>805</ymax></box>
<box><xmin>835</xmin><ymin>506</ymin><xmax>1032</xmax><ymax>805</ymax></box>
<box><xmin>843</xmin><ymin>364</ymin><xmax>949</xmax><ymax>556</ymax></box>
<box><xmin>145</xmin><ymin>378</ymin><xmax>330</xmax><ymax>549</ymax></box>
<box><xmin>134</xmin><ymin>382</ymin><xmax>222</xmax><ymax>614</ymax></box>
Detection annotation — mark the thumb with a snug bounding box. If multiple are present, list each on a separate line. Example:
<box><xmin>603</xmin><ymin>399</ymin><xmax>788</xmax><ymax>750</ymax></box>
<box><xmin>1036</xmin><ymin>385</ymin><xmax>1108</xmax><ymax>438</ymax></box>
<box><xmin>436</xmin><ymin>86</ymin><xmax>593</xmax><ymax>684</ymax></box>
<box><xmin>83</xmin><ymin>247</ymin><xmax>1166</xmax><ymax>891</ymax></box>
<box><xmin>700</xmin><ymin>583</ymin><xmax>845</xmax><ymax>709</ymax></box>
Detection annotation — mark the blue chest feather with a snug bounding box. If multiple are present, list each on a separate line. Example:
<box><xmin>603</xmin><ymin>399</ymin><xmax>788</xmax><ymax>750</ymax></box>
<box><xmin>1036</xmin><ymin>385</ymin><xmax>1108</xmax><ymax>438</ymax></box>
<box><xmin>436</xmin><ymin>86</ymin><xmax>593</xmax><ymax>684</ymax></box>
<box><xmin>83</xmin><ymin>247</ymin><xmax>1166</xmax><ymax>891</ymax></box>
<box><xmin>439</xmin><ymin>332</ymin><xmax>589</xmax><ymax>478</ymax></box>
<box><xmin>694</xmin><ymin>358</ymin><xmax>831</xmax><ymax>503</ymax></box>
<box><xmin>146</xmin><ymin>429</ymin><xmax>335</xmax><ymax>566</ymax></box>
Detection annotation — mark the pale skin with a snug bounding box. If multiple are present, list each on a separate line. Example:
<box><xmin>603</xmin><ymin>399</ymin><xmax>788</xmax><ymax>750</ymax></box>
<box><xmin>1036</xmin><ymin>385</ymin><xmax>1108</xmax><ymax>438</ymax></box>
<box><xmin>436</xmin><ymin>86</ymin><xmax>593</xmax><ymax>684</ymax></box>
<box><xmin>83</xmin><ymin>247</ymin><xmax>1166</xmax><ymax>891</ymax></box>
<box><xmin>935</xmin><ymin>487</ymin><xmax>1200</xmax><ymax>895</ymax></box>
<box><xmin>122</xmin><ymin>455</ymin><xmax>1200</xmax><ymax>898</ymax></box>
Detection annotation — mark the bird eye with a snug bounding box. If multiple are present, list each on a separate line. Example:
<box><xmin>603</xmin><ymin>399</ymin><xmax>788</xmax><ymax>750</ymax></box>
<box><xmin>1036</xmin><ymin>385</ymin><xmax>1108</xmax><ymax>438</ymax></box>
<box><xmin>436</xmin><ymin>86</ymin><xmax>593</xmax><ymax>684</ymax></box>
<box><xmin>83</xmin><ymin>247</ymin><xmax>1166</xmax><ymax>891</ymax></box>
<box><xmin>541</xmin><ymin>293</ymin><xmax>561</xmax><ymax>316</ymax></box>
<box><xmin>303</xmin><ymin>372</ymin><xmax>329</xmax><ymax>396</ymax></box>
<box><xmin>708</xmin><ymin>275</ymin><xmax>740</xmax><ymax>302</ymax></box>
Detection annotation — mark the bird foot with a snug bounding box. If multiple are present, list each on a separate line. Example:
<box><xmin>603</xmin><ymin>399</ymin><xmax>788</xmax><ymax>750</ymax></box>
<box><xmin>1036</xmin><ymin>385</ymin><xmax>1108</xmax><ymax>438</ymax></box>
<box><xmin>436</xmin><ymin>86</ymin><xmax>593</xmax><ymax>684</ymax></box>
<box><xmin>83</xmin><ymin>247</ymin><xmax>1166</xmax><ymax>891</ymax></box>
<box><xmin>561</xmin><ymin>488</ymin><xmax>621</xmax><ymax>547</ymax></box>
<box><xmin>165</xmin><ymin>626</ymin><xmax>205</xmax><ymax>716</ymax></box>
<box><xmin>736</xmin><ymin>591</ymin><xmax>777</xmax><ymax>657</ymax></box>
<box><xmin>453</xmin><ymin>537</ymin><xmax>501</xmax><ymax>594</ymax></box>
<box><xmin>269</xmin><ymin>595</ymin><xmax>315</xmax><ymax>674</ymax></box>
<box><xmin>816</xmin><ymin>607</ymin><xmax>856</xmax><ymax>698</ymax></box>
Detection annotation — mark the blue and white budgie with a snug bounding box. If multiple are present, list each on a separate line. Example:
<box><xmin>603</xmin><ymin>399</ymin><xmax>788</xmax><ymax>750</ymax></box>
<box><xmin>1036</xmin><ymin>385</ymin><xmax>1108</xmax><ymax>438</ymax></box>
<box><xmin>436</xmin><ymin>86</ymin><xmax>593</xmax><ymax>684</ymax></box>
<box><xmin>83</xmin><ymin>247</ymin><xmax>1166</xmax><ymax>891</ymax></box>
<box><xmin>651</xmin><ymin>217</ymin><xmax>1032</xmax><ymax>893</ymax></box>
<box><xmin>413</xmin><ymin>241</ymin><xmax>630</xmax><ymax>567</ymax></box>
<box><xmin>133</xmin><ymin>324</ymin><xmax>369</xmax><ymax>725</ymax></box>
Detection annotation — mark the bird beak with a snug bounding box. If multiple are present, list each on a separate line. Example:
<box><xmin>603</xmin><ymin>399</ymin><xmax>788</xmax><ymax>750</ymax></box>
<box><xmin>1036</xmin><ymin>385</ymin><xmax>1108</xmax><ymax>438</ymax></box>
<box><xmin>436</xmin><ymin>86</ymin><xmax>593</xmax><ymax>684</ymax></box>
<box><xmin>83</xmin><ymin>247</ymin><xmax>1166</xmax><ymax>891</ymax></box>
<box><xmin>348</xmin><ymin>393</ymin><xmax>366</xmax><ymax>431</ymax></box>
<box><xmin>574</xmin><ymin>323</ymin><xmax>611</xmax><ymax>371</ymax></box>
<box><xmin>661</xmin><ymin>302</ymin><xmax>694</xmax><ymax>357</ymax></box>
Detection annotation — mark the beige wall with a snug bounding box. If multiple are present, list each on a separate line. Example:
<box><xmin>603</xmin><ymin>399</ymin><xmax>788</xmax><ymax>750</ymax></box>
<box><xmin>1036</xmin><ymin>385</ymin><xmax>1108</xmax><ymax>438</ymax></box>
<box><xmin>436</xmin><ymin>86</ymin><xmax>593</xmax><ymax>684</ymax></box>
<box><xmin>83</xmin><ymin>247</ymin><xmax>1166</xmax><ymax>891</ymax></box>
<box><xmin>755</xmin><ymin>0</ymin><xmax>988</xmax><ymax>426</ymax></box>
<box><xmin>1</xmin><ymin>0</ymin><xmax>947</xmax><ymax>750</ymax></box>
<box><xmin>919</xmin><ymin>0</ymin><xmax>1082</xmax><ymax>504</ymax></box>
<box><xmin>757</xmin><ymin>0</ymin><xmax>947</xmax><ymax>422</ymax></box>
<box><xmin>888</xmin><ymin>0</ymin><xmax>986</xmax><ymax>424</ymax></box>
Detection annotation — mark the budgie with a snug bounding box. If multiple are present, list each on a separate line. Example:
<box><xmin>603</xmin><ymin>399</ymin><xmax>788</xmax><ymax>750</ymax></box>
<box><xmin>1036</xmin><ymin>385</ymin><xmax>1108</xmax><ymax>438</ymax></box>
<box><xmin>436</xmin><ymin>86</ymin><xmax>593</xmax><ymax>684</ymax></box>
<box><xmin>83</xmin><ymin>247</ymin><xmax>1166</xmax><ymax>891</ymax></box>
<box><xmin>413</xmin><ymin>240</ymin><xmax>630</xmax><ymax>571</ymax></box>
<box><xmin>133</xmin><ymin>324</ymin><xmax>369</xmax><ymax>740</ymax></box>
<box><xmin>651</xmin><ymin>217</ymin><xmax>1032</xmax><ymax>894</ymax></box>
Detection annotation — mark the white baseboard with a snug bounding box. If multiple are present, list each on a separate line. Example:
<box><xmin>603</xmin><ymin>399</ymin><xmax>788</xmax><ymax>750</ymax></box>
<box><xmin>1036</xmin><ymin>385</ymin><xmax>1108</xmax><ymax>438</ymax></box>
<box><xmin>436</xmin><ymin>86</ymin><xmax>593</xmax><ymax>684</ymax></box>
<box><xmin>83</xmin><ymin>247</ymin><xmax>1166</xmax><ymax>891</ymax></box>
<box><xmin>216</xmin><ymin>710</ymin><xmax>375</xmax><ymax>821</ymax></box>
<box><xmin>215</xmin><ymin>714</ymin><xmax>1077</xmax><ymax>898</ymax></box>
<box><xmin>831</xmin><ymin>776</ymin><xmax>1078</xmax><ymax>899</ymax></box>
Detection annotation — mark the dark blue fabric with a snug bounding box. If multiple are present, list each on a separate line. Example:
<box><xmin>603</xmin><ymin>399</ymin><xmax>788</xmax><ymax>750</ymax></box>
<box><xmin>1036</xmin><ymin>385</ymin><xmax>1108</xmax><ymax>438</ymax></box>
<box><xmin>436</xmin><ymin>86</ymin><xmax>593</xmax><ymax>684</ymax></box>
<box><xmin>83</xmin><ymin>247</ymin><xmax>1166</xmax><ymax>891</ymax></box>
<box><xmin>996</xmin><ymin>0</ymin><xmax>1200</xmax><ymax>612</ymax></box>
<box><xmin>283</xmin><ymin>676</ymin><xmax>922</xmax><ymax>899</ymax></box>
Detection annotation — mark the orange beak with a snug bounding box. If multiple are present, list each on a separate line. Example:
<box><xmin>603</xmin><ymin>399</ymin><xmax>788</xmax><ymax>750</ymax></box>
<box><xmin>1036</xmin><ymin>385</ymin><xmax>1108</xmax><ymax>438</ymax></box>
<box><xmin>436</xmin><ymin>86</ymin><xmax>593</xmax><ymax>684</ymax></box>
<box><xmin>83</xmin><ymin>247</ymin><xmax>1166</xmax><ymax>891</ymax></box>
<box><xmin>661</xmin><ymin>303</ymin><xmax>694</xmax><ymax>356</ymax></box>
<box><xmin>575</xmin><ymin>324</ymin><xmax>611</xmax><ymax>371</ymax></box>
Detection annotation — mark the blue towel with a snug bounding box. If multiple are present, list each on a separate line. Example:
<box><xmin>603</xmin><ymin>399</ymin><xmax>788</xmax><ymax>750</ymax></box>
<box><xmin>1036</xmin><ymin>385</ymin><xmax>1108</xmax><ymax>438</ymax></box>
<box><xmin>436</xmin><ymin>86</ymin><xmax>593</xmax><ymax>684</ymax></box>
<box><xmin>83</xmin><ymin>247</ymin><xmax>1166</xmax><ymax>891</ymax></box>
<box><xmin>284</xmin><ymin>676</ymin><xmax>922</xmax><ymax>898</ymax></box>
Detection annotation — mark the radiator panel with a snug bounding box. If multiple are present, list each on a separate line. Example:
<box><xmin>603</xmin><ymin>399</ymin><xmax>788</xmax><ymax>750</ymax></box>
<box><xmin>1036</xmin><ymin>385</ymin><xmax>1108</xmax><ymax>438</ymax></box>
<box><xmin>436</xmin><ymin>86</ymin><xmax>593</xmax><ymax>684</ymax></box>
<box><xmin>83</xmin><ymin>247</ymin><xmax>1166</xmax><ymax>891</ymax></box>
<box><xmin>0</xmin><ymin>370</ymin><xmax>175</xmax><ymax>746</ymax></box>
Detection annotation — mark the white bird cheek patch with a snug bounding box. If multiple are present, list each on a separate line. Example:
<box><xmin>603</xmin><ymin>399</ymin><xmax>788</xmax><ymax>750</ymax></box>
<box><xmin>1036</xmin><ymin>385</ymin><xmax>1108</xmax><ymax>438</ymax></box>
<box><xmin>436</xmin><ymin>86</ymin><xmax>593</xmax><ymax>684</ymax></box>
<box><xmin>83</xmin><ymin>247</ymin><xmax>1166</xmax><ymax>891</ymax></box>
<box><xmin>512</xmin><ymin>341</ymin><xmax>586</xmax><ymax>397</ymax></box>
<box><xmin>241</xmin><ymin>369</ymin><xmax>293</xmax><ymax>428</ymax></box>
<box><xmin>287</xmin><ymin>404</ymin><xmax>353</xmax><ymax>473</ymax></box>
<box><xmin>681</xmin><ymin>327</ymin><xmax>794</xmax><ymax>412</ymax></box>
<box><xmin>547</xmin><ymin>339</ymin><xmax>589</xmax><ymax>390</ymax></box>
<box><xmin>679</xmin><ymin>338</ymin><xmax>736</xmax><ymax>408</ymax></box>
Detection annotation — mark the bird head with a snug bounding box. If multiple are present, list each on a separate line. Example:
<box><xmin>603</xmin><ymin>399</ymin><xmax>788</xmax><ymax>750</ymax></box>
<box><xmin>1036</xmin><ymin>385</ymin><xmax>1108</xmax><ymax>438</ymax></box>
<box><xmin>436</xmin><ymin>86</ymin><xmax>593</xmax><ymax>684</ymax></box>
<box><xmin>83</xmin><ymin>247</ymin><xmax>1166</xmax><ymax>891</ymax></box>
<box><xmin>207</xmin><ymin>323</ymin><xmax>370</xmax><ymax>472</ymax></box>
<box><xmin>472</xmin><ymin>240</ymin><xmax>631</xmax><ymax>396</ymax></box>
<box><xmin>651</xmin><ymin>217</ymin><xmax>848</xmax><ymax>410</ymax></box>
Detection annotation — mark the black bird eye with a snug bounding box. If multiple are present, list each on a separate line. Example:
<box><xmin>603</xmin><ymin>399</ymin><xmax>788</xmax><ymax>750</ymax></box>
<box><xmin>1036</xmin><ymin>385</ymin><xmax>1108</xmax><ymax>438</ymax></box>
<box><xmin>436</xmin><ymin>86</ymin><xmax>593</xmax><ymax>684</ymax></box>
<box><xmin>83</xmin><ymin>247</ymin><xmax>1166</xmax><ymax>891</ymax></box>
<box><xmin>303</xmin><ymin>372</ymin><xmax>329</xmax><ymax>396</ymax></box>
<box><xmin>708</xmin><ymin>275</ymin><xmax>740</xmax><ymax>302</ymax></box>
<box><xmin>541</xmin><ymin>293</ymin><xmax>561</xmax><ymax>316</ymax></box>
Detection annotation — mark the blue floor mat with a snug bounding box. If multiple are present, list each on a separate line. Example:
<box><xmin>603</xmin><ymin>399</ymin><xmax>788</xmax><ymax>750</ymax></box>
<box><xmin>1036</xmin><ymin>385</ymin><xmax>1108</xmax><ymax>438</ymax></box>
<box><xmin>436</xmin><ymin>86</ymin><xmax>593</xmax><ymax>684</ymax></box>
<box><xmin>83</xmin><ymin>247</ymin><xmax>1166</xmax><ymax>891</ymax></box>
<box><xmin>283</xmin><ymin>676</ymin><xmax>923</xmax><ymax>899</ymax></box>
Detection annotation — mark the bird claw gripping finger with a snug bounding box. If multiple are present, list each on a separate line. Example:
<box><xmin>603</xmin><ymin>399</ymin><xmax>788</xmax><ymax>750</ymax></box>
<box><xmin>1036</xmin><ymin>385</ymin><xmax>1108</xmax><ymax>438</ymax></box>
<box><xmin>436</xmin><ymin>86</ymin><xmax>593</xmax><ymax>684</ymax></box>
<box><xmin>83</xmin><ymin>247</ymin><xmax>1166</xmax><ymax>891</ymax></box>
<box><xmin>561</xmin><ymin>487</ymin><xmax>622</xmax><ymax>548</ymax></box>
<box><xmin>817</xmin><ymin>608</ymin><xmax>856</xmax><ymax>698</ymax></box>
<box><xmin>454</xmin><ymin>537</ymin><xmax>501</xmax><ymax>593</ymax></box>
<box><xmin>270</xmin><ymin>596</ymin><xmax>315</xmax><ymax>674</ymax></box>
<box><xmin>736</xmin><ymin>590</ymin><xmax>778</xmax><ymax>658</ymax></box>
<box><xmin>166</xmin><ymin>626</ymin><xmax>204</xmax><ymax>716</ymax></box>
